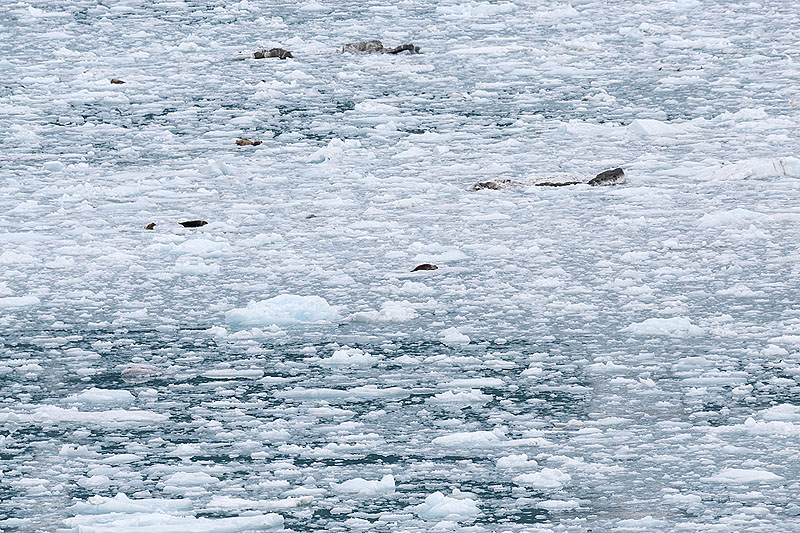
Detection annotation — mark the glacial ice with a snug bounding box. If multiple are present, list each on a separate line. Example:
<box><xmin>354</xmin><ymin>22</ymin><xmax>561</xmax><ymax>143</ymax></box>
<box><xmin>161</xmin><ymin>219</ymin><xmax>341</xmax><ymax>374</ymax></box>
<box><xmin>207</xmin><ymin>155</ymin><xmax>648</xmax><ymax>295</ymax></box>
<box><xmin>225</xmin><ymin>295</ymin><xmax>338</xmax><ymax>326</ymax></box>
<box><xmin>2</xmin><ymin>0</ymin><xmax>800</xmax><ymax>530</ymax></box>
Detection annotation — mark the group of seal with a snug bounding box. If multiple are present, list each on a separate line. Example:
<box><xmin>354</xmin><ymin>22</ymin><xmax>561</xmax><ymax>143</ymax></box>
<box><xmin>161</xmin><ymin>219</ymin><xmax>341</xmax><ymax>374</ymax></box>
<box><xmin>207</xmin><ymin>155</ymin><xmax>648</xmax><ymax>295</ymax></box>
<box><xmin>340</xmin><ymin>40</ymin><xmax>420</xmax><ymax>55</ymax></box>
<box><xmin>235</xmin><ymin>40</ymin><xmax>421</xmax><ymax>61</ymax></box>
<box><xmin>253</xmin><ymin>48</ymin><xmax>294</xmax><ymax>60</ymax></box>
<box><xmin>144</xmin><ymin>220</ymin><xmax>207</xmax><ymax>230</ymax></box>
<box><xmin>470</xmin><ymin>168</ymin><xmax>626</xmax><ymax>191</ymax></box>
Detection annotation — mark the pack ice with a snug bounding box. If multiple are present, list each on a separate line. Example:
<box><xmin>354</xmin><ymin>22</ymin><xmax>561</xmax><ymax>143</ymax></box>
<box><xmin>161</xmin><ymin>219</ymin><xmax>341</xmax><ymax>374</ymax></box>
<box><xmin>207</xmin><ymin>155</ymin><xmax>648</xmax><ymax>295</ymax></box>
<box><xmin>2</xmin><ymin>0</ymin><xmax>800</xmax><ymax>531</ymax></box>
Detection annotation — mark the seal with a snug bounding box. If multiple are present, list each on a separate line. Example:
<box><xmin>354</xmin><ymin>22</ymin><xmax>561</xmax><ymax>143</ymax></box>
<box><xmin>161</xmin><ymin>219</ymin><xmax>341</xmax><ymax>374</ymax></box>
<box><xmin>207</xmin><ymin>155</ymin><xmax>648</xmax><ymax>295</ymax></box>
<box><xmin>236</xmin><ymin>138</ymin><xmax>262</xmax><ymax>146</ymax></box>
<box><xmin>535</xmin><ymin>181</ymin><xmax>582</xmax><ymax>187</ymax></box>
<box><xmin>253</xmin><ymin>48</ymin><xmax>293</xmax><ymax>59</ymax></box>
<box><xmin>469</xmin><ymin>179</ymin><xmax>523</xmax><ymax>191</ymax></box>
<box><xmin>469</xmin><ymin>168</ymin><xmax>626</xmax><ymax>190</ymax></box>
<box><xmin>179</xmin><ymin>220</ymin><xmax>208</xmax><ymax>228</ymax></box>
<box><xmin>587</xmin><ymin>167</ymin><xmax>626</xmax><ymax>186</ymax></box>
<box><xmin>411</xmin><ymin>263</ymin><xmax>438</xmax><ymax>272</ymax></box>
<box><xmin>144</xmin><ymin>222</ymin><xmax>156</xmax><ymax>230</ymax></box>
<box><xmin>110</xmin><ymin>78</ymin><xmax>125</xmax><ymax>84</ymax></box>
<box><xmin>341</xmin><ymin>40</ymin><xmax>420</xmax><ymax>54</ymax></box>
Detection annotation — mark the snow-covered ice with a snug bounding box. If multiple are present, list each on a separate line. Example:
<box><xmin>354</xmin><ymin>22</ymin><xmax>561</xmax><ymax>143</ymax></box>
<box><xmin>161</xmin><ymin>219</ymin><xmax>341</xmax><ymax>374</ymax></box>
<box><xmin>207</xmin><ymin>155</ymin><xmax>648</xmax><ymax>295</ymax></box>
<box><xmin>2</xmin><ymin>0</ymin><xmax>800</xmax><ymax>531</ymax></box>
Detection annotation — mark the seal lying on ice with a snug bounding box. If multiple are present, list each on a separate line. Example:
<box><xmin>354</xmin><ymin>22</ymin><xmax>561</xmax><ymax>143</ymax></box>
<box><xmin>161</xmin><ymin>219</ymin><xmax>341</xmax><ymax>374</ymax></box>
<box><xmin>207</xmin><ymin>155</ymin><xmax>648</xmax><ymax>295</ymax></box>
<box><xmin>234</xmin><ymin>48</ymin><xmax>294</xmax><ymax>60</ymax></box>
<box><xmin>470</xmin><ymin>168</ymin><xmax>626</xmax><ymax>190</ymax></box>
<box><xmin>586</xmin><ymin>167</ymin><xmax>626</xmax><ymax>186</ymax></box>
<box><xmin>341</xmin><ymin>40</ymin><xmax>420</xmax><ymax>54</ymax></box>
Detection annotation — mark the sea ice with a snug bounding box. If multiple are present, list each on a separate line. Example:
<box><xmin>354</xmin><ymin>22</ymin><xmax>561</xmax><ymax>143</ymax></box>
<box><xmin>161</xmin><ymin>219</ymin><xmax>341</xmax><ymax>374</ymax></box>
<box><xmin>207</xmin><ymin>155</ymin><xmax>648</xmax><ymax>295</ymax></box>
<box><xmin>225</xmin><ymin>295</ymin><xmax>338</xmax><ymax>326</ymax></box>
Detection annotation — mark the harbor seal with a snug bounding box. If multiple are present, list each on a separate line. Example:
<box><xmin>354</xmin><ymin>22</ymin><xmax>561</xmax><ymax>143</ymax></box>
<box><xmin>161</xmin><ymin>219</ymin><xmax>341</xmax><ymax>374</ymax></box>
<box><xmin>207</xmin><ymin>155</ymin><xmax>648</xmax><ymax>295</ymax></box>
<box><xmin>341</xmin><ymin>40</ymin><xmax>420</xmax><ymax>54</ymax></box>
<box><xmin>469</xmin><ymin>179</ymin><xmax>524</xmax><ymax>191</ymax></box>
<box><xmin>470</xmin><ymin>168</ymin><xmax>626</xmax><ymax>190</ymax></box>
<box><xmin>179</xmin><ymin>220</ymin><xmax>208</xmax><ymax>228</ymax></box>
<box><xmin>253</xmin><ymin>48</ymin><xmax>293</xmax><ymax>59</ymax></box>
<box><xmin>411</xmin><ymin>263</ymin><xmax>438</xmax><ymax>272</ymax></box>
<box><xmin>587</xmin><ymin>167</ymin><xmax>626</xmax><ymax>186</ymax></box>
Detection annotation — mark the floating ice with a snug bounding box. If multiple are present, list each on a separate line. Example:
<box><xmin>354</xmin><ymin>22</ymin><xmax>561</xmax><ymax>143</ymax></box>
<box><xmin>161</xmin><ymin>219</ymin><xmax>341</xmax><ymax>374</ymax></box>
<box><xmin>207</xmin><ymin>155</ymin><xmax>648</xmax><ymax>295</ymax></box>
<box><xmin>66</xmin><ymin>388</ymin><xmax>135</xmax><ymax>405</ymax></box>
<box><xmin>348</xmin><ymin>301</ymin><xmax>418</xmax><ymax>322</ymax></box>
<box><xmin>699</xmin><ymin>157</ymin><xmax>800</xmax><ymax>181</ymax></box>
<box><xmin>2</xmin><ymin>406</ymin><xmax>167</xmax><ymax>425</ymax></box>
<box><xmin>60</xmin><ymin>510</ymin><xmax>283</xmax><ymax>532</ymax></box>
<box><xmin>225</xmin><ymin>295</ymin><xmax>338</xmax><ymax>326</ymax></box>
<box><xmin>514</xmin><ymin>468</ymin><xmax>572</xmax><ymax>490</ymax></box>
<box><xmin>0</xmin><ymin>295</ymin><xmax>40</xmax><ymax>308</ymax></box>
<box><xmin>439</xmin><ymin>327</ymin><xmax>470</xmax><ymax>345</ymax></box>
<box><xmin>432</xmin><ymin>430</ymin><xmax>503</xmax><ymax>447</ymax></box>
<box><xmin>627</xmin><ymin>118</ymin><xmax>690</xmax><ymax>137</ymax></box>
<box><xmin>411</xmin><ymin>491</ymin><xmax>480</xmax><ymax>521</ymax></box>
<box><xmin>759</xmin><ymin>404</ymin><xmax>800</xmax><ymax>422</ymax></box>
<box><xmin>623</xmin><ymin>317</ymin><xmax>704</xmax><ymax>336</ymax></box>
<box><xmin>704</xmin><ymin>469</ymin><xmax>784</xmax><ymax>484</ymax></box>
<box><xmin>332</xmin><ymin>474</ymin><xmax>395</xmax><ymax>495</ymax></box>
<box><xmin>698</xmin><ymin>208</ymin><xmax>770</xmax><ymax>228</ymax></box>
<box><xmin>319</xmin><ymin>346</ymin><xmax>382</xmax><ymax>367</ymax></box>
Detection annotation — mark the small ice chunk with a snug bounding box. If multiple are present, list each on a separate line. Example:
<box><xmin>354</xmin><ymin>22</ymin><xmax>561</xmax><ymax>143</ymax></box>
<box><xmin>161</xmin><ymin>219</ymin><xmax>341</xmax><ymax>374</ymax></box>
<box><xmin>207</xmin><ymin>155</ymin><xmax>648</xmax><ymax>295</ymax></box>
<box><xmin>411</xmin><ymin>491</ymin><xmax>480</xmax><ymax>521</ymax></box>
<box><xmin>627</xmin><ymin>118</ymin><xmax>689</xmax><ymax>137</ymax></box>
<box><xmin>759</xmin><ymin>404</ymin><xmax>800</xmax><ymax>422</ymax></box>
<box><xmin>319</xmin><ymin>346</ymin><xmax>382</xmax><ymax>367</ymax></box>
<box><xmin>66</xmin><ymin>388</ymin><xmax>135</xmax><ymax>405</ymax></box>
<box><xmin>0</xmin><ymin>295</ymin><xmax>41</xmax><ymax>308</ymax></box>
<box><xmin>432</xmin><ymin>430</ymin><xmax>503</xmax><ymax>447</ymax></box>
<box><xmin>349</xmin><ymin>301</ymin><xmax>418</xmax><ymax>322</ymax></box>
<box><xmin>225</xmin><ymin>295</ymin><xmax>338</xmax><ymax>326</ymax></box>
<box><xmin>496</xmin><ymin>454</ymin><xmax>536</xmax><ymax>469</ymax></box>
<box><xmin>623</xmin><ymin>317</ymin><xmax>704</xmax><ymax>336</ymax></box>
<box><xmin>332</xmin><ymin>474</ymin><xmax>395</xmax><ymax>495</ymax></box>
<box><xmin>699</xmin><ymin>157</ymin><xmax>800</xmax><ymax>181</ymax></box>
<box><xmin>440</xmin><ymin>327</ymin><xmax>470</xmax><ymax>345</ymax></box>
<box><xmin>513</xmin><ymin>468</ymin><xmax>572</xmax><ymax>489</ymax></box>
<box><xmin>427</xmin><ymin>389</ymin><xmax>492</xmax><ymax>406</ymax></box>
<box><xmin>704</xmin><ymin>469</ymin><xmax>783</xmax><ymax>484</ymax></box>
<box><xmin>163</xmin><ymin>471</ymin><xmax>220</xmax><ymax>487</ymax></box>
<box><xmin>177</xmin><ymin>41</ymin><xmax>199</xmax><ymax>52</ymax></box>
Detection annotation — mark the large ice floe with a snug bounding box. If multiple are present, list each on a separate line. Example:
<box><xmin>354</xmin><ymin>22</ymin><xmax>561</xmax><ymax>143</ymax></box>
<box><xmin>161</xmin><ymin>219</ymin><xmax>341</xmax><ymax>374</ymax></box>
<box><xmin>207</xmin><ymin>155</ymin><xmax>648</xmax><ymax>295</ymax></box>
<box><xmin>2</xmin><ymin>0</ymin><xmax>800</xmax><ymax>531</ymax></box>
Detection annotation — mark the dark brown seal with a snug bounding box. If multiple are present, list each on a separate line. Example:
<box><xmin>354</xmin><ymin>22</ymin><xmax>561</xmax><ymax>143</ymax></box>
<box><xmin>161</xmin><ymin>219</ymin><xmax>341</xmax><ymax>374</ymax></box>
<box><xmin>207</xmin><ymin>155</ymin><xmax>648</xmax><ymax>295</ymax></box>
<box><xmin>535</xmin><ymin>181</ymin><xmax>583</xmax><ymax>187</ymax></box>
<box><xmin>179</xmin><ymin>220</ymin><xmax>208</xmax><ymax>228</ymax></box>
<box><xmin>588</xmin><ymin>167</ymin><xmax>626</xmax><ymax>186</ymax></box>
<box><xmin>110</xmin><ymin>78</ymin><xmax>125</xmax><ymax>84</ymax></box>
<box><xmin>253</xmin><ymin>48</ymin><xmax>293</xmax><ymax>59</ymax></box>
<box><xmin>341</xmin><ymin>40</ymin><xmax>420</xmax><ymax>54</ymax></box>
<box><xmin>411</xmin><ymin>263</ymin><xmax>438</xmax><ymax>272</ymax></box>
<box><xmin>144</xmin><ymin>222</ymin><xmax>156</xmax><ymax>230</ymax></box>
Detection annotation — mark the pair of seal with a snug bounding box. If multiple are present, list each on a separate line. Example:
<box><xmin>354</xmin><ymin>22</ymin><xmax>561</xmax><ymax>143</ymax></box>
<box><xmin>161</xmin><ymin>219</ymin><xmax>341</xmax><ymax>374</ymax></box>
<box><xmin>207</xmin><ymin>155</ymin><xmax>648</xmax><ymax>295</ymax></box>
<box><xmin>236</xmin><ymin>138</ymin><xmax>262</xmax><ymax>146</ymax></box>
<box><xmin>253</xmin><ymin>48</ymin><xmax>293</xmax><ymax>59</ymax></box>
<box><xmin>470</xmin><ymin>168</ymin><xmax>626</xmax><ymax>190</ymax></box>
<box><xmin>341</xmin><ymin>40</ymin><xmax>420</xmax><ymax>54</ymax></box>
<box><xmin>145</xmin><ymin>221</ymin><xmax>208</xmax><ymax>229</ymax></box>
<box><xmin>535</xmin><ymin>168</ymin><xmax>626</xmax><ymax>187</ymax></box>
